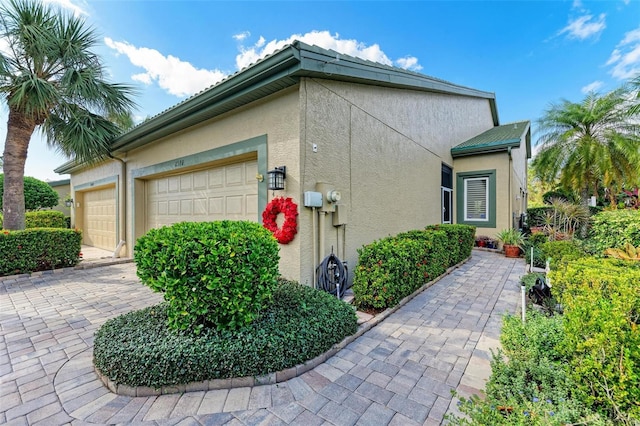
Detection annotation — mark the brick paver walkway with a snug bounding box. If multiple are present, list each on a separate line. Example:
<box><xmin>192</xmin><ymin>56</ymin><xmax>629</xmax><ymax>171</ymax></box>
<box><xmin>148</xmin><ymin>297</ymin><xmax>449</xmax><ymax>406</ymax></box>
<box><xmin>0</xmin><ymin>250</ymin><xmax>523</xmax><ymax>425</ymax></box>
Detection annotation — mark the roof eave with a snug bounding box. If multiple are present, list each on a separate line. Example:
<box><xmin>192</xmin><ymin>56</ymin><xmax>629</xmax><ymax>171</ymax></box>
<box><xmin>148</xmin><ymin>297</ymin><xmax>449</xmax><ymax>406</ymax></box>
<box><xmin>451</xmin><ymin>139</ymin><xmax>521</xmax><ymax>158</ymax></box>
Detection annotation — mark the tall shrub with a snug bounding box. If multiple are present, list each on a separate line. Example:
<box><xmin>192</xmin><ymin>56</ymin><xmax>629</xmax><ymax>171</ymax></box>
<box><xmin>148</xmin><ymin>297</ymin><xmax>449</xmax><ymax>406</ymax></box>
<box><xmin>589</xmin><ymin>209</ymin><xmax>640</xmax><ymax>253</ymax></box>
<box><xmin>551</xmin><ymin>258</ymin><xmax>640</xmax><ymax>422</ymax></box>
<box><xmin>0</xmin><ymin>174</ymin><xmax>59</xmax><ymax>211</ymax></box>
<box><xmin>134</xmin><ymin>221</ymin><xmax>280</xmax><ymax>333</ymax></box>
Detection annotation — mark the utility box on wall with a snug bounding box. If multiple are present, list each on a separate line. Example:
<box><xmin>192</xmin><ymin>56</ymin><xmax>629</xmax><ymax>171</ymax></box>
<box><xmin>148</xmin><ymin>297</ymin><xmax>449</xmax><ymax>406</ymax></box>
<box><xmin>332</xmin><ymin>204</ymin><xmax>347</xmax><ymax>226</ymax></box>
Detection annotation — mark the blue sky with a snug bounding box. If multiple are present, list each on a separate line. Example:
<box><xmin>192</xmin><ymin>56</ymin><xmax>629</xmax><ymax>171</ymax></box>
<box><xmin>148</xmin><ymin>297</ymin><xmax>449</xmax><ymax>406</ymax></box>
<box><xmin>1</xmin><ymin>0</ymin><xmax>639</xmax><ymax>182</ymax></box>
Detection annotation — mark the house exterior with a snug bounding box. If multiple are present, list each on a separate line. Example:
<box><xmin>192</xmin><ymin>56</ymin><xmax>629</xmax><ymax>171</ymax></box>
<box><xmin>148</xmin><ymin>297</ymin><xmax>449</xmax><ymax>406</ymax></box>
<box><xmin>47</xmin><ymin>178</ymin><xmax>71</xmax><ymax>216</ymax></box>
<box><xmin>55</xmin><ymin>41</ymin><xmax>530</xmax><ymax>286</ymax></box>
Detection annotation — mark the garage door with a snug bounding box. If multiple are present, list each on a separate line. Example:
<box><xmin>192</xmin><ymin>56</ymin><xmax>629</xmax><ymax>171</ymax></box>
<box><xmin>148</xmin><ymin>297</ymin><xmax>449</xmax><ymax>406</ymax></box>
<box><xmin>145</xmin><ymin>160</ymin><xmax>258</xmax><ymax>232</ymax></box>
<box><xmin>82</xmin><ymin>186</ymin><xmax>116</xmax><ymax>250</ymax></box>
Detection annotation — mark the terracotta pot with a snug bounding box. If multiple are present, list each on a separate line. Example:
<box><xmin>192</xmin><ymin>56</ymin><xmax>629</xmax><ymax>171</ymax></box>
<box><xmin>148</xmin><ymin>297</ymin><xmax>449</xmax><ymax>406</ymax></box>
<box><xmin>477</xmin><ymin>240</ymin><xmax>486</xmax><ymax>247</ymax></box>
<box><xmin>504</xmin><ymin>244</ymin><xmax>520</xmax><ymax>258</ymax></box>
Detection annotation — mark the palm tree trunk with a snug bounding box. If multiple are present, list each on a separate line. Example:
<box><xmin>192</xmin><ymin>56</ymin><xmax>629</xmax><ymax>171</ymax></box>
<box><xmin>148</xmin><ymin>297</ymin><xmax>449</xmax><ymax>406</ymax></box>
<box><xmin>2</xmin><ymin>109</ymin><xmax>36</xmax><ymax>230</ymax></box>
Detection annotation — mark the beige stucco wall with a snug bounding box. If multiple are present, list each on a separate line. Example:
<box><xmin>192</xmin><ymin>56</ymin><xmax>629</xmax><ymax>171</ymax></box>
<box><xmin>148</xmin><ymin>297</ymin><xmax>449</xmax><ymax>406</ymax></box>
<box><xmin>68</xmin><ymin>79</ymin><xmax>505</xmax><ymax>286</ymax></box>
<box><xmin>296</xmin><ymin>78</ymin><xmax>496</xmax><ymax>285</ymax></box>
<box><xmin>453</xmin><ymin>151</ymin><xmax>519</xmax><ymax>240</ymax></box>
<box><xmin>48</xmin><ymin>181</ymin><xmax>71</xmax><ymax>216</ymax></box>
<box><xmin>71</xmin><ymin>88</ymin><xmax>302</xmax><ymax>279</ymax></box>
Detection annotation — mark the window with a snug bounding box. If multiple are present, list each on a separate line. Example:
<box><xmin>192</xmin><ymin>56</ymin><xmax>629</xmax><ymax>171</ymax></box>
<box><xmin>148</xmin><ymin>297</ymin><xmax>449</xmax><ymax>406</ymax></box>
<box><xmin>441</xmin><ymin>164</ymin><xmax>453</xmax><ymax>224</ymax></box>
<box><xmin>456</xmin><ymin>170</ymin><xmax>496</xmax><ymax>228</ymax></box>
<box><xmin>464</xmin><ymin>177</ymin><xmax>488</xmax><ymax>221</ymax></box>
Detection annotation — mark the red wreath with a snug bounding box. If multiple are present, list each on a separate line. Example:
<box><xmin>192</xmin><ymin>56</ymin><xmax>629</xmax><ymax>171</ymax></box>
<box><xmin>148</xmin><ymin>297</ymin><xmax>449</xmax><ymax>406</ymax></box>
<box><xmin>262</xmin><ymin>197</ymin><xmax>298</xmax><ymax>244</ymax></box>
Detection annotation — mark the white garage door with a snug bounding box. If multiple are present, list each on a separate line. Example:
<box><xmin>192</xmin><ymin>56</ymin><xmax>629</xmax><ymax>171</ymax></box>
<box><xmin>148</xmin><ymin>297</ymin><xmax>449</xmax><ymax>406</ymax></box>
<box><xmin>82</xmin><ymin>186</ymin><xmax>116</xmax><ymax>250</ymax></box>
<box><xmin>145</xmin><ymin>160</ymin><xmax>258</xmax><ymax>232</ymax></box>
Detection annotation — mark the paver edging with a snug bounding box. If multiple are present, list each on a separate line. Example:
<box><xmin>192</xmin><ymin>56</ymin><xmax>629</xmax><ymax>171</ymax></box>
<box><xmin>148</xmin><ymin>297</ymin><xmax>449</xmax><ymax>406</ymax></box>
<box><xmin>0</xmin><ymin>258</ymin><xmax>133</xmax><ymax>281</ymax></box>
<box><xmin>93</xmin><ymin>254</ymin><xmax>472</xmax><ymax>397</ymax></box>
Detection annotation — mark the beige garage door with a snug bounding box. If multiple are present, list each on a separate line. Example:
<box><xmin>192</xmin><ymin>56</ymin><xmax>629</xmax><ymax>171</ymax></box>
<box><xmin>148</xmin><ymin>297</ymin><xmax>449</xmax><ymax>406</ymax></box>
<box><xmin>82</xmin><ymin>186</ymin><xmax>116</xmax><ymax>250</ymax></box>
<box><xmin>145</xmin><ymin>160</ymin><xmax>258</xmax><ymax>232</ymax></box>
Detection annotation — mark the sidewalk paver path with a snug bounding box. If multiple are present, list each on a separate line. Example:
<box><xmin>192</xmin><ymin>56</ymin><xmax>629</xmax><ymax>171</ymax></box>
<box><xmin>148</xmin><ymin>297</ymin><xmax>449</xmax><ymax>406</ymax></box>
<box><xmin>1</xmin><ymin>250</ymin><xmax>523</xmax><ymax>425</ymax></box>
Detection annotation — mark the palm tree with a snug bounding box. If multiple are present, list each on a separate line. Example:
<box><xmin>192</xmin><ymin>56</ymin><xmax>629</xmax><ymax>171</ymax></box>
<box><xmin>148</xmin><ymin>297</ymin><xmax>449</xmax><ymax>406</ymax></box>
<box><xmin>629</xmin><ymin>74</ymin><xmax>640</xmax><ymax>116</ymax></box>
<box><xmin>0</xmin><ymin>0</ymin><xmax>136</xmax><ymax>230</ymax></box>
<box><xmin>532</xmin><ymin>89</ymin><xmax>640</xmax><ymax>206</ymax></box>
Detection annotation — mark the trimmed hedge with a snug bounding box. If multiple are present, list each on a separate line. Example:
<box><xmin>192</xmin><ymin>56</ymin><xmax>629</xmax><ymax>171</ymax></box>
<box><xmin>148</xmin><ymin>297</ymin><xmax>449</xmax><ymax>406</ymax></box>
<box><xmin>0</xmin><ymin>228</ymin><xmax>82</xmax><ymax>276</ymax></box>
<box><xmin>1</xmin><ymin>211</ymin><xmax>68</xmax><ymax>229</ymax></box>
<box><xmin>551</xmin><ymin>258</ymin><xmax>640</xmax><ymax>422</ymax></box>
<box><xmin>134</xmin><ymin>221</ymin><xmax>280</xmax><ymax>333</ymax></box>
<box><xmin>424</xmin><ymin>224</ymin><xmax>476</xmax><ymax>265</ymax></box>
<box><xmin>24</xmin><ymin>210</ymin><xmax>67</xmax><ymax>228</ymax></box>
<box><xmin>93</xmin><ymin>280</ymin><xmax>358</xmax><ymax>388</ymax></box>
<box><xmin>353</xmin><ymin>225</ymin><xmax>475</xmax><ymax>311</ymax></box>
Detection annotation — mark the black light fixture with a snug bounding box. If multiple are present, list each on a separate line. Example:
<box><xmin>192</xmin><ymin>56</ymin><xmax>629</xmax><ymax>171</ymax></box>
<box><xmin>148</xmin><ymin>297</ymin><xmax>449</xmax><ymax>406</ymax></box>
<box><xmin>267</xmin><ymin>166</ymin><xmax>286</xmax><ymax>190</ymax></box>
<box><xmin>65</xmin><ymin>198</ymin><xmax>73</xmax><ymax>207</ymax></box>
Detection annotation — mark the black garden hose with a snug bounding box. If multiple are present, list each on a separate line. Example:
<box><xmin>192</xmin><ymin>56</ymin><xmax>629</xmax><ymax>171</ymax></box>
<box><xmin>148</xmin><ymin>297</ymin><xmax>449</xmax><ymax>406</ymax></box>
<box><xmin>316</xmin><ymin>253</ymin><xmax>348</xmax><ymax>299</ymax></box>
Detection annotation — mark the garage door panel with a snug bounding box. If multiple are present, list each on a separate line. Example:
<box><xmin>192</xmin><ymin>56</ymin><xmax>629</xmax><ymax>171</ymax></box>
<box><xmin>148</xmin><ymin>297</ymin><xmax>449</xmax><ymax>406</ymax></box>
<box><xmin>146</xmin><ymin>160</ymin><xmax>258</xmax><ymax>231</ymax></box>
<box><xmin>82</xmin><ymin>186</ymin><xmax>116</xmax><ymax>251</ymax></box>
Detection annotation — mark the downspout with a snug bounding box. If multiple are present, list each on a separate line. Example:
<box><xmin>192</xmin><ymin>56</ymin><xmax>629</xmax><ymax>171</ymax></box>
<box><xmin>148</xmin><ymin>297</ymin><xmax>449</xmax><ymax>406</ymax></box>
<box><xmin>109</xmin><ymin>154</ymin><xmax>127</xmax><ymax>258</ymax></box>
<box><xmin>508</xmin><ymin>147</ymin><xmax>512</xmax><ymax>229</ymax></box>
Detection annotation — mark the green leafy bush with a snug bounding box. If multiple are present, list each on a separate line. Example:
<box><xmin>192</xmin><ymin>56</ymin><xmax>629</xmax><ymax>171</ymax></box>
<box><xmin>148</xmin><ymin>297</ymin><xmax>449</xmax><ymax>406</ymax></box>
<box><xmin>588</xmin><ymin>209</ymin><xmax>640</xmax><ymax>254</ymax></box>
<box><xmin>134</xmin><ymin>221</ymin><xmax>280</xmax><ymax>333</ymax></box>
<box><xmin>523</xmin><ymin>232</ymin><xmax>549</xmax><ymax>268</ymax></box>
<box><xmin>24</xmin><ymin>210</ymin><xmax>67</xmax><ymax>228</ymax></box>
<box><xmin>353</xmin><ymin>228</ymin><xmax>454</xmax><ymax>311</ymax></box>
<box><xmin>527</xmin><ymin>206</ymin><xmax>554</xmax><ymax>228</ymax></box>
<box><xmin>552</xmin><ymin>258</ymin><xmax>640</xmax><ymax>423</ymax></box>
<box><xmin>93</xmin><ymin>280</ymin><xmax>358</xmax><ymax>387</ymax></box>
<box><xmin>0</xmin><ymin>174</ymin><xmax>59</xmax><ymax>210</ymax></box>
<box><xmin>448</xmin><ymin>311</ymin><xmax>608</xmax><ymax>426</ymax></box>
<box><xmin>424</xmin><ymin>224</ymin><xmax>476</xmax><ymax>265</ymax></box>
<box><xmin>0</xmin><ymin>228</ymin><xmax>82</xmax><ymax>276</ymax></box>
<box><xmin>540</xmin><ymin>240</ymin><xmax>587</xmax><ymax>269</ymax></box>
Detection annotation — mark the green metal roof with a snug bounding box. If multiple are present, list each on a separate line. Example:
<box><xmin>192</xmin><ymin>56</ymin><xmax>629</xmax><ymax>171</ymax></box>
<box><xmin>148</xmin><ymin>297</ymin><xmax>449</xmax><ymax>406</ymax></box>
<box><xmin>451</xmin><ymin>121</ymin><xmax>531</xmax><ymax>158</ymax></box>
<box><xmin>46</xmin><ymin>178</ymin><xmax>70</xmax><ymax>187</ymax></box>
<box><xmin>56</xmin><ymin>41</ymin><xmax>500</xmax><ymax>174</ymax></box>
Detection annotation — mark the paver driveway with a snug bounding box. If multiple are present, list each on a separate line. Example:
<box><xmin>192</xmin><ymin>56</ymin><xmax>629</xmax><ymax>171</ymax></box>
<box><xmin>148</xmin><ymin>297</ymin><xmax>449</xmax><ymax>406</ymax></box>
<box><xmin>0</xmin><ymin>250</ymin><xmax>523</xmax><ymax>425</ymax></box>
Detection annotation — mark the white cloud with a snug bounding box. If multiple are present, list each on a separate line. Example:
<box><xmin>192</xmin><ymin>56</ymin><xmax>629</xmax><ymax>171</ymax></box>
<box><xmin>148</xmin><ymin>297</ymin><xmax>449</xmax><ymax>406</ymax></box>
<box><xmin>396</xmin><ymin>56</ymin><xmax>423</xmax><ymax>71</ymax></box>
<box><xmin>558</xmin><ymin>13</ymin><xmax>606</xmax><ymax>40</ymax></box>
<box><xmin>581</xmin><ymin>81</ymin><xmax>604</xmax><ymax>93</ymax></box>
<box><xmin>607</xmin><ymin>27</ymin><xmax>640</xmax><ymax>80</ymax></box>
<box><xmin>234</xmin><ymin>30</ymin><xmax>406</xmax><ymax>71</ymax></box>
<box><xmin>104</xmin><ymin>31</ymin><xmax>423</xmax><ymax>100</ymax></box>
<box><xmin>104</xmin><ymin>37</ymin><xmax>227</xmax><ymax>97</ymax></box>
<box><xmin>233</xmin><ymin>31</ymin><xmax>250</xmax><ymax>42</ymax></box>
<box><xmin>42</xmin><ymin>0</ymin><xmax>88</xmax><ymax>17</ymax></box>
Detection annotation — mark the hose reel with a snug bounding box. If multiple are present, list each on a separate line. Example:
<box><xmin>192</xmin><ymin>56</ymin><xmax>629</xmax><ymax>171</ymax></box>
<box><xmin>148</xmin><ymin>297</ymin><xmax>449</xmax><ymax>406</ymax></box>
<box><xmin>316</xmin><ymin>251</ymin><xmax>348</xmax><ymax>299</ymax></box>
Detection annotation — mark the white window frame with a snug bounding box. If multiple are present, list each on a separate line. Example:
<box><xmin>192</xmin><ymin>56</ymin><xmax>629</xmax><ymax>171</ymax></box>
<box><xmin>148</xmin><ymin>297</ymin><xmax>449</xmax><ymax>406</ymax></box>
<box><xmin>464</xmin><ymin>177</ymin><xmax>489</xmax><ymax>222</ymax></box>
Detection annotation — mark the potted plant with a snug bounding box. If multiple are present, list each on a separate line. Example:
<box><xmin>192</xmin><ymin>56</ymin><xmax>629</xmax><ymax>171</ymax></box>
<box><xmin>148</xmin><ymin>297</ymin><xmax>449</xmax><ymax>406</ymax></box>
<box><xmin>496</xmin><ymin>228</ymin><xmax>525</xmax><ymax>258</ymax></box>
<box><xmin>475</xmin><ymin>235</ymin><xmax>489</xmax><ymax>247</ymax></box>
<box><xmin>486</xmin><ymin>238</ymin><xmax>497</xmax><ymax>249</ymax></box>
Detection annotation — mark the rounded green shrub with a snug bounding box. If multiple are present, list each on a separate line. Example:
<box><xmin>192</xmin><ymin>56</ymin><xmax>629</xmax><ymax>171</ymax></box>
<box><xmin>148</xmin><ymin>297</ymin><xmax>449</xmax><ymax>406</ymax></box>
<box><xmin>25</xmin><ymin>210</ymin><xmax>67</xmax><ymax>228</ymax></box>
<box><xmin>0</xmin><ymin>174</ymin><xmax>59</xmax><ymax>210</ymax></box>
<box><xmin>93</xmin><ymin>280</ymin><xmax>358</xmax><ymax>388</ymax></box>
<box><xmin>134</xmin><ymin>220</ymin><xmax>280</xmax><ymax>333</ymax></box>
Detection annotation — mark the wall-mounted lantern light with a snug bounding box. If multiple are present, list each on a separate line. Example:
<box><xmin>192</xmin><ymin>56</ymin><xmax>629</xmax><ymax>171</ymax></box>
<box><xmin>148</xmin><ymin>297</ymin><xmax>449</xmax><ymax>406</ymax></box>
<box><xmin>65</xmin><ymin>198</ymin><xmax>74</xmax><ymax>208</ymax></box>
<box><xmin>267</xmin><ymin>166</ymin><xmax>286</xmax><ymax>191</ymax></box>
